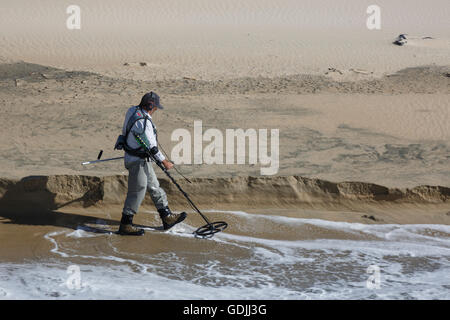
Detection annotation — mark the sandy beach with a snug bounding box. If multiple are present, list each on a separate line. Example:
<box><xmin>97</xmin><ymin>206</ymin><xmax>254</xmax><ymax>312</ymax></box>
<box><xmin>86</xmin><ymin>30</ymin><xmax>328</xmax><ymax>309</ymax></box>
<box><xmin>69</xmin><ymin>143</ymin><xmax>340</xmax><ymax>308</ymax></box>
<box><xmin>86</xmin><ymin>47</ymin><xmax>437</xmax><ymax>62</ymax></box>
<box><xmin>0</xmin><ymin>0</ymin><xmax>449</xmax><ymax>300</ymax></box>
<box><xmin>1</xmin><ymin>0</ymin><xmax>449</xmax><ymax>81</ymax></box>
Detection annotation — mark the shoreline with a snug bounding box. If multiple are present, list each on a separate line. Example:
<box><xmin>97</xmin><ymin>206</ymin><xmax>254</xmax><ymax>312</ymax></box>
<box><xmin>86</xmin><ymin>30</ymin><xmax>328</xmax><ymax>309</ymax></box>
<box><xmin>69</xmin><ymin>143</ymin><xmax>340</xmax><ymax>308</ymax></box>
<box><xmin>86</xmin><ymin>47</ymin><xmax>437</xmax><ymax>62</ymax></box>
<box><xmin>0</xmin><ymin>172</ymin><xmax>449</xmax><ymax>264</ymax></box>
<box><xmin>0</xmin><ymin>173</ymin><xmax>449</xmax><ymax>263</ymax></box>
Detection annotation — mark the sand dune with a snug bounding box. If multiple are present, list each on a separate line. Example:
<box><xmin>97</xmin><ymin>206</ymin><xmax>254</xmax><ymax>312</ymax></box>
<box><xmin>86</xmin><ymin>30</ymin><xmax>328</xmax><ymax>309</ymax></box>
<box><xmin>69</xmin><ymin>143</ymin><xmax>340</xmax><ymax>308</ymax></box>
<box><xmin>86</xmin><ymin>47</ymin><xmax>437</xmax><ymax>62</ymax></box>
<box><xmin>1</xmin><ymin>0</ymin><xmax>449</xmax><ymax>81</ymax></box>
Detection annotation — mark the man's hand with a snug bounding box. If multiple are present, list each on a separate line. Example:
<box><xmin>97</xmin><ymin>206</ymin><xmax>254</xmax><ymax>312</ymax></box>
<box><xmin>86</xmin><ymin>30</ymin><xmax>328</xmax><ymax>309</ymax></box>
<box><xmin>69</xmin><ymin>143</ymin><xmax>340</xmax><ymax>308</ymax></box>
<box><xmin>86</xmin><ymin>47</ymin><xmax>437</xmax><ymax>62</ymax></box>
<box><xmin>162</xmin><ymin>159</ymin><xmax>174</xmax><ymax>170</ymax></box>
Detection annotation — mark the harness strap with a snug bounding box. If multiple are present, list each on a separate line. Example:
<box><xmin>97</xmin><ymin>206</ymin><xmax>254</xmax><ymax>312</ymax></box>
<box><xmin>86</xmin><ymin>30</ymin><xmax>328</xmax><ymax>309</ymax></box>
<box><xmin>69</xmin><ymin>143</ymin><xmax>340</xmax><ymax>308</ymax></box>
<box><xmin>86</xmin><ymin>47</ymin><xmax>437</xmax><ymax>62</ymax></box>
<box><xmin>122</xmin><ymin>106</ymin><xmax>158</xmax><ymax>159</ymax></box>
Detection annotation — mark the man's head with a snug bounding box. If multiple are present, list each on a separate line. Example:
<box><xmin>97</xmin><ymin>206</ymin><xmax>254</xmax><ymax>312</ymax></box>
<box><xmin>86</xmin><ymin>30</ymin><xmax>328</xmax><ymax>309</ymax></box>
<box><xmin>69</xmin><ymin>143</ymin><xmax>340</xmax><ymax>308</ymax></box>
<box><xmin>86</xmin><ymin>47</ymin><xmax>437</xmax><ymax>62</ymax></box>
<box><xmin>139</xmin><ymin>91</ymin><xmax>164</xmax><ymax>114</ymax></box>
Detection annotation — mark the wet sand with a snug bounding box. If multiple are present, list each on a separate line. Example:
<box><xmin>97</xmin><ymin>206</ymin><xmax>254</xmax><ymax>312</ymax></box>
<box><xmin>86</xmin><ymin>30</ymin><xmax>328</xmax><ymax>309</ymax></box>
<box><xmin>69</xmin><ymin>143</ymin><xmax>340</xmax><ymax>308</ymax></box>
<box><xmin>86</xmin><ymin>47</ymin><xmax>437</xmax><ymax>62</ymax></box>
<box><xmin>1</xmin><ymin>172</ymin><xmax>449</xmax><ymax>264</ymax></box>
<box><xmin>1</xmin><ymin>206</ymin><xmax>449</xmax><ymax>299</ymax></box>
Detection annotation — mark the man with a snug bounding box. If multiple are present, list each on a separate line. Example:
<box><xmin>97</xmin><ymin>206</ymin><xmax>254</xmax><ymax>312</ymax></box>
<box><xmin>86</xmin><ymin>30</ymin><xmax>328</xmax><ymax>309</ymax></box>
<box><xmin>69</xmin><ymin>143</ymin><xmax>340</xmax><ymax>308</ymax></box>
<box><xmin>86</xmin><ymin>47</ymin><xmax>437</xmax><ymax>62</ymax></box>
<box><xmin>115</xmin><ymin>91</ymin><xmax>186</xmax><ymax>236</ymax></box>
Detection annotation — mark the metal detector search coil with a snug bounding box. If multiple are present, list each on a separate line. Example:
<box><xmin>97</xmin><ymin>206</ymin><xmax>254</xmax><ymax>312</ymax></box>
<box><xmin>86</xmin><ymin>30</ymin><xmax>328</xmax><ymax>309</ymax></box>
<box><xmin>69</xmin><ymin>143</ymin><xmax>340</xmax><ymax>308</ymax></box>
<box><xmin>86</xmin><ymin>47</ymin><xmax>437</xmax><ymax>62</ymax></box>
<box><xmin>151</xmin><ymin>159</ymin><xmax>228</xmax><ymax>239</ymax></box>
<box><xmin>149</xmin><ymin>155</ymin><xmax>228</xmax><ymax>239</ymax></box>
<box><xmin>194</xmin><ymin>221</ymin><xmax>228</xmax><ymax>239</ymax></box>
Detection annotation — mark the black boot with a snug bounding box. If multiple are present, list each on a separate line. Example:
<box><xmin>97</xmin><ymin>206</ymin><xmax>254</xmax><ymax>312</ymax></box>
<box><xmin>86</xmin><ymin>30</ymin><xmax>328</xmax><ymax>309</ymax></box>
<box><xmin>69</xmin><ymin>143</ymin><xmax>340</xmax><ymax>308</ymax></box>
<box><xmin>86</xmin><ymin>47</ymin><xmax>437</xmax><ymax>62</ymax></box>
<box><xmin>118</xmin><ymin>214</ymin><xmax>145</xmax><ymax>236</ymax></box>
<box><xmin>158</xmin><ymin>207</ymin><xmax>187</xmax><ymax>230</ymax></box>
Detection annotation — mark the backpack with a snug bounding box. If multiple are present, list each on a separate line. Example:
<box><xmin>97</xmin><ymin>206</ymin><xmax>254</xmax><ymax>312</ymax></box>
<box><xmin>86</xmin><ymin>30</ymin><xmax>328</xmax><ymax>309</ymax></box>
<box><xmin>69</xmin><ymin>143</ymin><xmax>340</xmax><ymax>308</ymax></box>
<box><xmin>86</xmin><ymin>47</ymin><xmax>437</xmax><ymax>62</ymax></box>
<box><xmin>114</xmin><ymin>106</ymin><xmax>158</xmax><ymax>159</ymax></box>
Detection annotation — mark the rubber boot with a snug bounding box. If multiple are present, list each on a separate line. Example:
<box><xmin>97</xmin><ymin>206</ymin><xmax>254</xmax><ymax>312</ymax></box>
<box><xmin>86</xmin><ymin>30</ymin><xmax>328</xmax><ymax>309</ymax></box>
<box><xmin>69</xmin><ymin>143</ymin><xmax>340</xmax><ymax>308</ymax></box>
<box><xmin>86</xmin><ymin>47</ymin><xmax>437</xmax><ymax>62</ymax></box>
<box><xmin>158</xmin><ymin>207</ymin><xmax>187</xmax><ymax>230</ymax></box>
<box><xmin>118</xmin><ymin>214</ymin><xmax>145</xmax><ymax>236</ymax></box>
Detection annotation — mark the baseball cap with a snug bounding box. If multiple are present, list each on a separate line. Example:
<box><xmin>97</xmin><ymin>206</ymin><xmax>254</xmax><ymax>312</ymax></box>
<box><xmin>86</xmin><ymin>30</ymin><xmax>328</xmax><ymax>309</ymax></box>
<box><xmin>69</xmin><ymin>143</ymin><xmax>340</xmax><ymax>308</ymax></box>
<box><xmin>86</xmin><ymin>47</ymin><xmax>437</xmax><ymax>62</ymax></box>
<box><xmin>139</xmin><ymin>91</ymin><xmax>164</xmax><ymax>109</ymax></box>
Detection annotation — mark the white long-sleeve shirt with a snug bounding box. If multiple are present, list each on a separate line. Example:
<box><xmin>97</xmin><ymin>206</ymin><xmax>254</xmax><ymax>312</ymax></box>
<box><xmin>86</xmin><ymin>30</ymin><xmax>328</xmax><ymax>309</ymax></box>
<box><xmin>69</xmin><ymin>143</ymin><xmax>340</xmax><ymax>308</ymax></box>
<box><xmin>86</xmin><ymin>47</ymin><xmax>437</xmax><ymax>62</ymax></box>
<box><xmin>122</xmin><ymin>106</ymin><xmax>165</xmax><ymax>164</ymax></box>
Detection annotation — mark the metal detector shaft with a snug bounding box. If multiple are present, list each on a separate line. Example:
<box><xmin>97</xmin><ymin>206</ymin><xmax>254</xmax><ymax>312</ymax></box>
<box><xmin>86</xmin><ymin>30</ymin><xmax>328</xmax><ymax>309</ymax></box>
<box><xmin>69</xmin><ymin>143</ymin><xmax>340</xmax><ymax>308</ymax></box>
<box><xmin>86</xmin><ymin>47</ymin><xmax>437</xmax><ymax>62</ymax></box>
<box><xmin>82</xmin><ymin>156</ymin><xmax>124</xmax><ymax>165</ymax></box>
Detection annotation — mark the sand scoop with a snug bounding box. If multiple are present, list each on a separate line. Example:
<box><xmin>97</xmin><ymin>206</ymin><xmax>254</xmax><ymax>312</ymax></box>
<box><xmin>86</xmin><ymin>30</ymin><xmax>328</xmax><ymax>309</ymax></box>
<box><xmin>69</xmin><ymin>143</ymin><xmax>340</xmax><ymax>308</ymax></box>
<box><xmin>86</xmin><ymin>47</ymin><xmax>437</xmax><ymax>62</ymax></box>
<box><xmin>82</xmin><ymin>151</ymin><xmax>228</xmax><ymax>238</ymax></box>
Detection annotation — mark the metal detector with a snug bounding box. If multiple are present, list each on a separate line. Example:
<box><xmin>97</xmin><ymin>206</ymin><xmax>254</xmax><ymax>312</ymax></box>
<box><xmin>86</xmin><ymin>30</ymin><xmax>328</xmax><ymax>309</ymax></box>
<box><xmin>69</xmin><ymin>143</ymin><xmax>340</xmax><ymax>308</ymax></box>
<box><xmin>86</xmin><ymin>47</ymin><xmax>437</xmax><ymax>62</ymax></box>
<box><xmin>82</xmin><ymin>150</ymin><xmax>228</xmax><ymax>238</ymax></box>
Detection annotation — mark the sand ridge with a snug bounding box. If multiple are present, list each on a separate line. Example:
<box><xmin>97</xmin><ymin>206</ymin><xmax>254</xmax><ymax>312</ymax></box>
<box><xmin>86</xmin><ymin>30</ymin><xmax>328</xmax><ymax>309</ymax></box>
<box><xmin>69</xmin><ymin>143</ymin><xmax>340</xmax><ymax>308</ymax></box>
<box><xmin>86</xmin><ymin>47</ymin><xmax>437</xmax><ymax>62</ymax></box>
<box><xmin>1</xmin><ymin>174</ymin><xmax>449</xmax><ymax>211</ymax></box>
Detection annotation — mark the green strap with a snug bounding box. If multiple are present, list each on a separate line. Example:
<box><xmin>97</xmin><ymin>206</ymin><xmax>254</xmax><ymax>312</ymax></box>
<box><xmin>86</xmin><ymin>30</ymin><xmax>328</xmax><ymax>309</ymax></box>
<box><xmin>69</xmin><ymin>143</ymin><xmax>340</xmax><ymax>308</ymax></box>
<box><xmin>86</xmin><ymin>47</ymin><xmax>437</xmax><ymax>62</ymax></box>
<box><xmin>133</xmin><ymin>132</ymin><xmax>151</xmax><ymax>153</ymax></box>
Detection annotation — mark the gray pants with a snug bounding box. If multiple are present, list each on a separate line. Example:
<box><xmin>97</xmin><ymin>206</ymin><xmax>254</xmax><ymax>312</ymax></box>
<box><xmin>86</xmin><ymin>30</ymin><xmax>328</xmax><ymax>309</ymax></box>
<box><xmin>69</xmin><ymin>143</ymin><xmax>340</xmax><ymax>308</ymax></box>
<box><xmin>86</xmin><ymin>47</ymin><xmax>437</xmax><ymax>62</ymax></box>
<box><xmin>122</xmin><ymin>159</ymin><xmax>168</xmax><ymax>216</ymax></box>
